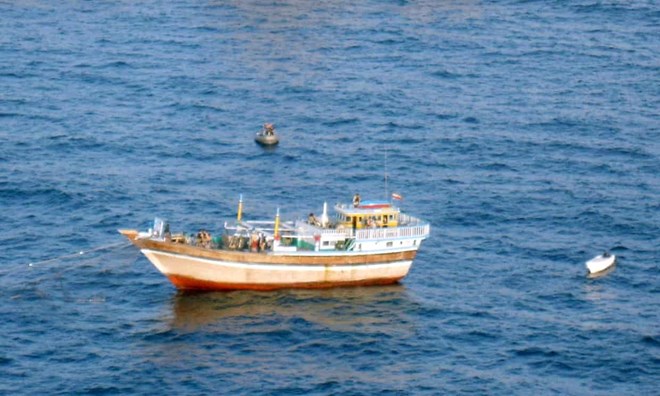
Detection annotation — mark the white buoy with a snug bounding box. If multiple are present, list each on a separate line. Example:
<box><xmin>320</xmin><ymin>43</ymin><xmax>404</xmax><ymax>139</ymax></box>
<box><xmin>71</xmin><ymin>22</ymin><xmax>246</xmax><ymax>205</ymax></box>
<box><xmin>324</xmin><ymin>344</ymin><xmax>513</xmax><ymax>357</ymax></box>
<box><xmin>586</xmin><ymin>252</ymin><xmax>616</xmax><ymax>275</ymax></box>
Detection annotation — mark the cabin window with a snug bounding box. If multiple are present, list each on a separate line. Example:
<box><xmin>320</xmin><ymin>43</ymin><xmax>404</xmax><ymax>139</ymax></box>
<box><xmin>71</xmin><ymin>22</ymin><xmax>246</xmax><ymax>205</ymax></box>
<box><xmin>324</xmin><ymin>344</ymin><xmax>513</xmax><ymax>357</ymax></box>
<box><xmin>323</xmin><ymin>241</ymin><xmax>330</xmax><ymax>246</ymax></box>
<box><xmin>386</xmin><ymin>242</ymin><xmax>393</xmax><ymax>247</ymax></box>
<box><xmin>413</xmin><ymin>240</ymin><xmax>417</xmax><ymax>246</ymax></box>
<box><xmin>359</xmin><ymin>217</ymin><xmax>362</xmax><ymax>222</ymax></box>
<box><xmin>346</xmin><ymin>216</ymin><xmax>351</xmax><ymax>221</ymax></box>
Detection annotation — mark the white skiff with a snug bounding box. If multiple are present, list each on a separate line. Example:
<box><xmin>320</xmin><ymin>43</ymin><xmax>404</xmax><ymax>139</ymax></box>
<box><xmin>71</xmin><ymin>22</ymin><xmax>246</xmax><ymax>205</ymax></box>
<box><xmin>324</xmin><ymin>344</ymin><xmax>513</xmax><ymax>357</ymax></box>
<box><xmin>586</xmin><ymin>252</ymin><xmax>616</xmax><ymax>274</ymax></box>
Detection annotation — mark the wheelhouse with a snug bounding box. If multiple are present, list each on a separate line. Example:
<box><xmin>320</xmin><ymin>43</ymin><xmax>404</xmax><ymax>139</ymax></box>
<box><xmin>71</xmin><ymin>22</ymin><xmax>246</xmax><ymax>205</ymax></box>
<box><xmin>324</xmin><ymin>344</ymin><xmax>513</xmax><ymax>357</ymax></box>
<box><xmin>335</xmin><ymin>200</ymin><xmax>400</xmax><ymax>229</ymax></box>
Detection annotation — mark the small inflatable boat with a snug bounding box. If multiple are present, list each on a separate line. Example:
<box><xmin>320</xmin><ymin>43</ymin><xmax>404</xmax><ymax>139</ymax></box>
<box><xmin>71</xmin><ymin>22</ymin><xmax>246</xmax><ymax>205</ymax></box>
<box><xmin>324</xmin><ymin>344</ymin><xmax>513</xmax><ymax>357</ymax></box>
<box><xmin>586</xmin><ymin>252</ymin><xmax>616</xmax><ymax>274</ymax></box>
<box><xmin>255</xmin><ymin>123</ymin><xmax>279</xmax><ymax>146</ymax></box>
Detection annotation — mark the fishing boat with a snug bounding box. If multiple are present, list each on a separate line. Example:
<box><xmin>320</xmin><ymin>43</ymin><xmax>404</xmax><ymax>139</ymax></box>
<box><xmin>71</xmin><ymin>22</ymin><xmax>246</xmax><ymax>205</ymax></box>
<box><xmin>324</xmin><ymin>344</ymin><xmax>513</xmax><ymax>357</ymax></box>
<box><xmin>585</xmin><ymin>252</ymin><xmax>616</xmax><ymax>275</ymax></box>
<box><xmin>119</xmin><ymin>194</ymin><xmax>430</xmax><ymax>291</ymax></box>
<box><xmin>255</xmin><ymin>123</ymin><xmax>279</xmax><ymax>145</ymax></box>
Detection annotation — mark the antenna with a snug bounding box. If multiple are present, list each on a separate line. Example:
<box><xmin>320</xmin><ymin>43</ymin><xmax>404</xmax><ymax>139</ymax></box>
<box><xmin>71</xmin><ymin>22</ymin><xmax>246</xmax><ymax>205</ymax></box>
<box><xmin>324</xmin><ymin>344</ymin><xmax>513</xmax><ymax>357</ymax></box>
<box><xmin>384</xmin><ymin>147</ymin><xmax>389</xmax><ymax>201</ymax></box>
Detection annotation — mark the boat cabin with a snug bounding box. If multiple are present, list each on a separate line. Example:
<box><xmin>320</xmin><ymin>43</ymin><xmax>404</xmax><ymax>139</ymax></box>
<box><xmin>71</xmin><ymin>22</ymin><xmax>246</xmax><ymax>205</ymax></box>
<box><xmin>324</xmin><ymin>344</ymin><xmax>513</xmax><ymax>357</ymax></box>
<box><xmin>334</xmin><ymin>200</ymin><xmax>399</xmax><ymax>229</ymax></box>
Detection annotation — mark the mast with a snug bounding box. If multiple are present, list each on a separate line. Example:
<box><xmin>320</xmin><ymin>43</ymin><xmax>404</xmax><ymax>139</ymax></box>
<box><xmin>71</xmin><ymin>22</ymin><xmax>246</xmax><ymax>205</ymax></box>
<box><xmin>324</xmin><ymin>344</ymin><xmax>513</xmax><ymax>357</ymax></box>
<box><xmin>274</xmin><ymin>207</ymin><xmax>280</xmax><ymax>238</ymax></box>
<box><xmin>273</xmin><ymin>207</ymin><xmax>281</xmax><ymax>248</ymax></box>
<box><xmin>237</xmin><ymin>194</ymin><xmax>243</xmax><ymax>222</ymax></box>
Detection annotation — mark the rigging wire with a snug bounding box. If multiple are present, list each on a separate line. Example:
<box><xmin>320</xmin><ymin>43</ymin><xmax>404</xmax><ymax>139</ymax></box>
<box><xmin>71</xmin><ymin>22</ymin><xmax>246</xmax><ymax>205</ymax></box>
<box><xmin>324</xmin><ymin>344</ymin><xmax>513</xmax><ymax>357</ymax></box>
<box><xmin>27</xmin><ymin>241</ymin><xmax>132</xmax><ymax>268</ymax></box>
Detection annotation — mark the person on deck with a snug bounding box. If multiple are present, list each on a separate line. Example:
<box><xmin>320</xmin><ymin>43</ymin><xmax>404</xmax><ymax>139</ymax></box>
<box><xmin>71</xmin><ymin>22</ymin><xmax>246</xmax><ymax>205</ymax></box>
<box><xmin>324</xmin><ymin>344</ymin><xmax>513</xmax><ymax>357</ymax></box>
<box><xmin>353</xmin><ymin>193</ymin><xmax>361</xmax><ymax>207</ymax></box>
<box><xmin>264</xmin><ymin>123</ymin><xmax>275</xmax><ymax>136</ymax></box>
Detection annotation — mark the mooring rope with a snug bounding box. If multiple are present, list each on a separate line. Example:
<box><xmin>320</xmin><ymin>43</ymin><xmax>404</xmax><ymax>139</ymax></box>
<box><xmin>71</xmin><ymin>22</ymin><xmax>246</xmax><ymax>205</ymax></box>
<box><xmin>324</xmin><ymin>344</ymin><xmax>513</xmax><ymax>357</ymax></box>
<box><xmin>27</xmin><ymin>241</ymin><xmax>132</xmax><ymax>267</ymax></box>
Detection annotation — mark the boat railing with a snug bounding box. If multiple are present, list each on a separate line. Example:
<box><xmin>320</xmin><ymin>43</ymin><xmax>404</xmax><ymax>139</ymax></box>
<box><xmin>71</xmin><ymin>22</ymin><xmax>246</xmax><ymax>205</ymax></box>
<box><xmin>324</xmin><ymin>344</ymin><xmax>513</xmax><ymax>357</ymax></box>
<box><xmin>292</xmin><ymin>216</ymin><xmax>429</xmax><ymax>241</ymax></box>
<box><xmin>227</xmin><ymin>215</ymin><xmax>429</xmax><ymax>241</ymax></box>
<box><xmin>318</xmin><ymin>228</ymin><xmax>355</xmax><ymax>237</ymax></box>
<box><xmin>398</xmin><ymin>213</ymin><xmax>426</xmax><ymax>226</ymax></box>
<box><xmin>294</xmin><ymin>221</ymin><xmax>354</xmax><ymax>238</ymax></box>
<box><xmin>355</xmin><ymin>222</ymin><xmax>430</xmax><ymax>241</ymax></box>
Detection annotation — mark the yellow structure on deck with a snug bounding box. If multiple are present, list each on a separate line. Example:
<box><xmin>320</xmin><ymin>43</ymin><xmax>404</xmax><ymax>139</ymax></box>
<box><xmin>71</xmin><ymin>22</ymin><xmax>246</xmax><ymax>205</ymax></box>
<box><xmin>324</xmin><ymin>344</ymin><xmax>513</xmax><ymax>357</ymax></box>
<box><xmin>335</xmin><ymin>201</ymin><xmax>400</xmax><ymax>230</ymax></box>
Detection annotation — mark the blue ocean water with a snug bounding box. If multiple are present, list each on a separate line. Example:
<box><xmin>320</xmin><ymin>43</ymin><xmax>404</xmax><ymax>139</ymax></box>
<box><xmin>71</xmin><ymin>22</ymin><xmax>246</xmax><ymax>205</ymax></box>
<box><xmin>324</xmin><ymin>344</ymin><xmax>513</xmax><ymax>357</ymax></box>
<box><xmin>1</xmin><ymin>0</ymin><xmax>658</xmax><ymax>394</ymax></box>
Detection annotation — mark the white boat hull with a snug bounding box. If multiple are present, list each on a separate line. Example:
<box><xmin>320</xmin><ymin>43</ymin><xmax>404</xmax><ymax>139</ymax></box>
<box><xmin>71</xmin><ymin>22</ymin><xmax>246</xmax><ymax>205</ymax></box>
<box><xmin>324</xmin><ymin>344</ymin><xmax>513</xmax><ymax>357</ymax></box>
<box><xmin>586</xmin><ymin>254</ymin><xmax>616</xmax><ymax>274</ymax></box>
<box><xmin>143</xmin><ymin>249</ymin><xmax>413</xmax><ymax>290</ymax></box>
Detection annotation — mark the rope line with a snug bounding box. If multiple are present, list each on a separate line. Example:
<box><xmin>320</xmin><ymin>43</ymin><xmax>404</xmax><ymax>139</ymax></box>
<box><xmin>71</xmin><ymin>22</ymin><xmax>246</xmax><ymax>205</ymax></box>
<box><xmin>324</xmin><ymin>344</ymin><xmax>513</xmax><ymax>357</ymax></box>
<box><xmin>27</xmin><ymin>241</ymin><xmax>132</xmax><ymax>267</ymax></box>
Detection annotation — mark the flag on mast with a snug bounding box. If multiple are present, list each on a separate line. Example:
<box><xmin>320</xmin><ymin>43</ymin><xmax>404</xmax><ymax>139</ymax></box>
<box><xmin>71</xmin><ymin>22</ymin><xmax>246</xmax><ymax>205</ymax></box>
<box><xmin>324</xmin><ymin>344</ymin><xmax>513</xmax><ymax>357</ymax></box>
<box><xmin>391</xmin><ymin>192</ymin><xmax>403</xmax><ymax>200</ymax></box>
